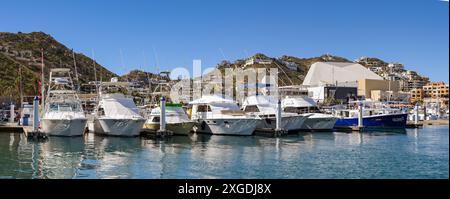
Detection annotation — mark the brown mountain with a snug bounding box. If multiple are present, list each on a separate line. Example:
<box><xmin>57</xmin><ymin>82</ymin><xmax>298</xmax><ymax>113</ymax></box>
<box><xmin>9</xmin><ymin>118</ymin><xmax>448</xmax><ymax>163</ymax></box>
<box><xmin>0</xmin><ymin>32</ymin><xmax>117</xmax><ymax>101</ymax></box>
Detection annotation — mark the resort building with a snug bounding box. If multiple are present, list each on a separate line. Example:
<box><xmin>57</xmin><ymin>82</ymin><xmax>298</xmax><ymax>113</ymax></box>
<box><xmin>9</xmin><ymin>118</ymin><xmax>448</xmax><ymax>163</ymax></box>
<box><xmin>410</xmin><ymin>88</ymin><xmax>424</xmax><ymax>103</ymax></box>
<box><xmin>423</xmin><ymin>82</ymin><xmax>449</xmax><ymax>98</ymax></box>
<box><xmin>370</xmin><ymin>90</ymin><xmax>410</xmax><ymax>102</ymax></box>
<box><xmin>388</xmin><ymin>63</ymin><xmax>404</xmax><ymax>73</ymax></box>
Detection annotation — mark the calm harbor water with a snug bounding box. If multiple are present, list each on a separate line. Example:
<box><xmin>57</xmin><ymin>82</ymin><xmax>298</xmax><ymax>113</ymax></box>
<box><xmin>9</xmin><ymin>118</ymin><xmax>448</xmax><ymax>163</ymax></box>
<box><xmin>0</xmin><ymin>126</ymin><xmax>448</xmax><ymax>179</ymax></box>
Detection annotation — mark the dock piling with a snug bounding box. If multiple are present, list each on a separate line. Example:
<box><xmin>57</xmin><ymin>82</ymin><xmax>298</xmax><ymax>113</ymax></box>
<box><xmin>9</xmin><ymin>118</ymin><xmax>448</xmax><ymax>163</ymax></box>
<box><xmin>414</xmin><ymin>103</ymin><xmax>419</xmax><ymax>125</ymax></box>
<box><xmin>273</xmin><ymin>99</ymin><xmax>287</xmax><ymax>136</ymax></box>
<box><xmin>156</xmin><ymin>96</ymin><xmax>173</xmax><ymax>137</ymax></box>
<box><xmin>160</xmin><ymin>96</ymin><xmax>166</xmax><ymax>132</ymax></box>
<box><xmin>9</xmin><ymin>104</ymin><xmax>15</xmax><ymax>123</ymax></box>
<box><xmin>33</xmin><ymin>96</ymin><xmax>40</xmax><ymax>132</ymax></box>
<box><xmin>358</xmin><ymin>102</ymin><xmax>363</xmax><ymax>128</ymax></box>
<box><xmin>276</xmin><ymin>99</ymin><xmax>282</xmax><ymax>131</ymax></box>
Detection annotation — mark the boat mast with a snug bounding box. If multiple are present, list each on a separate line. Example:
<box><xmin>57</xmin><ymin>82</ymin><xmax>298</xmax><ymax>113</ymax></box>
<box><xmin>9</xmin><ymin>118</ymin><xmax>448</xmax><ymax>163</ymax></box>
<box><xmin>72</xmin><ymin>49</ymin><xmax>80</xmax><ymax>92</ymax></box>
<box><xmin>40</xmin><ymin>48</ymin><xmax>45</xmax><ymax>107</ymax></box>
<box><xmin>120</xmin><ymin>49</ymin><xmax>128</xmax><ymax>83</ymax></box>
<box><xmin>92</xmin><ymin>50</ymin><xmax>98</xmax><ymax>93</ymax></box>
<box><xmin>91</xmin><ymin>50</ymin><xmax>100</xmax><ymax>116</ymax></box>
<box><xmin>19</xmin><ymin>64</ymin><xmax>23</xmax><ymax>107</ymax></box>
<box><xmin>143</xmin><ymin>51</ymin><xmax>152</xmax><ymax>104</ymax></box>
<box><xmin>388</xmin><ymin>66</ymin><xmax>392</xmax><ymax>102</ymax></box>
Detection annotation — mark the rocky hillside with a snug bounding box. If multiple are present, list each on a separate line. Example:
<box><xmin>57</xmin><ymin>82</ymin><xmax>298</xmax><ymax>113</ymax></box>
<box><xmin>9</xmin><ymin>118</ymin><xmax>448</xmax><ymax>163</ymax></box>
<box><xmin>214</xmin><ymin>53</ymin><xmax>352</xmax><ymax>86</ymax></box>
<box><xmin>0</xmin><ymin>32</ymin><xmax>117</xmax><ymax>101</ymax></box>
<box><xmin>120</xmin><ymin>70</ymin><xmax>169</xmax><ymax>82</ymax></box>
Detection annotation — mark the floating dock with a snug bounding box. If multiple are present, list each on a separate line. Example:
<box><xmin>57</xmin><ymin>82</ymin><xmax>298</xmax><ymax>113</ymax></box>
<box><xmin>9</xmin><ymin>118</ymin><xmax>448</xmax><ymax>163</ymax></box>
<box><xmin>0</xmin><ymin>123</ymin><xmax>23</xmax><ymax>133</ymax></box>
<box><xmin>0</xmin><ymin>123</ymin><xmax>47</xmax><ymax>139</ymax></box>
<box><xmin>406</xmin><ymin>119</ymin><xmax>448</xmax><ymax>128</ymax></box>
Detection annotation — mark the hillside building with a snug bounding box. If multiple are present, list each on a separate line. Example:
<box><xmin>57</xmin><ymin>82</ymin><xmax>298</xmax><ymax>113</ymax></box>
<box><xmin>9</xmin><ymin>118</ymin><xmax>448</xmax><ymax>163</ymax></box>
<box><xmin>410</xmin><ymin>88</ymin><xmax>424</xmax><ymax>103</ymax></box>
<box><xmin>244</xmin><ymin>57</ymin><xmax>273</xmax><ymax>66</ymax></box>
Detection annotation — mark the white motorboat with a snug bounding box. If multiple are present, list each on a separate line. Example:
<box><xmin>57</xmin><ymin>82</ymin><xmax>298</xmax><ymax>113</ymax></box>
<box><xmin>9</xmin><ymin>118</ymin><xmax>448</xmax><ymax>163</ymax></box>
<box><xmin>282</xmin><ymin>96</ymin><xmax>337</xmax><ymax>131</ymax></box>
<box><xmin>94</xmin><ymin>93</ymin><xmax>146</xmax><ymax>137</ymax></box>
<box><xmin>41</xmin><ymin>68</ymin><xmax>87</xmax><ymax>136</ymax></box>
<box><xmin>189</xmin><ymin>95</ymin><xmax>261</xmax><ymax>135</ymax></box>
<box><xmin>142</xmin><ymin>103</ymin><xmax>195</xmax><ymax>135</ymax></box>
<box><xmin>242</xmin><ymin>95</ymin><xmax>309</xmax><ymax>132</ymax></box>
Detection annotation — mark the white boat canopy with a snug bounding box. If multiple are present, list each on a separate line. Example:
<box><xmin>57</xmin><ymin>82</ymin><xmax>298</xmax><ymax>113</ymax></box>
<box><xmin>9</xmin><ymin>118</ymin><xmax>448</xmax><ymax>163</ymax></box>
<box><xmin>242</xmin><ymin>95</ymin><xmax>280</xmax><ymax>114</ymax></box>
<box><xmin>189</xmin><ymin>95</ymin><xmax>235</xmax><ymax>105</ymax></box>
<box><xmin>102</xmin><ymin>94</ymin><xmax>142</xmax><ymax>118</ymax></box>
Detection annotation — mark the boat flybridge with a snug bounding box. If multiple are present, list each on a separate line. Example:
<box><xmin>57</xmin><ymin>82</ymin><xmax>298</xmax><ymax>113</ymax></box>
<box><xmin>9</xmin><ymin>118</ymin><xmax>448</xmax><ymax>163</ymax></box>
<box><xmin>241</xmin><ymin>95</ymin><xmax>309</xmax><ymax>132</ymax></box>
<box><xmin>189</xmin><ymin>95</ymin><xmax>261</xmax><ymax>135</ymax></box>
<box><xmin>282</xmin><ymin>96</ymin><xmax>337</xmax><ymax>131</ymax></box>
<box><xmin>41</xmin><ymin>68</ymin><xmax>87</xmax><ymax>136</ymax></box>
<box><xmin>143</xmin><ymin>103</ymin><xmax>195</xmax><ymax>135</ymax></box>
<box><xmin>277</xmin><ymin>85</ymin><xmax>337</xmax><ymax>131</ymax></box>
<box><xmin>93</xmin><ymin>83</ymin><xmax>146</xmax><ymax>137</ymax></box>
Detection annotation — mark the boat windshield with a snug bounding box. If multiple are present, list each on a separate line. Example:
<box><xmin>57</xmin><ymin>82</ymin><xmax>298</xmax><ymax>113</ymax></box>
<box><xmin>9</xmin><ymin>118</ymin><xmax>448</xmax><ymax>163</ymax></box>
<box><xmin>49</xmin><ymin>102</ymin><xmax>82</xmax><ymax>112</ymax></box>
<box><xmin>284</xmin><ymin>106</ymin><xmax>321</xmax><ymax>114</ymax></box>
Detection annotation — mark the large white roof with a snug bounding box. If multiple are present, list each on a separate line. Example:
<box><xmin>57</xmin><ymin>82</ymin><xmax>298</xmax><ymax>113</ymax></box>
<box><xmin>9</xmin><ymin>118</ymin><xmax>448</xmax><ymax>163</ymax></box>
<box><xmin>302</xmin><ymin>62</ymin><xmax>383</xmax><ymax>86</ymax></box>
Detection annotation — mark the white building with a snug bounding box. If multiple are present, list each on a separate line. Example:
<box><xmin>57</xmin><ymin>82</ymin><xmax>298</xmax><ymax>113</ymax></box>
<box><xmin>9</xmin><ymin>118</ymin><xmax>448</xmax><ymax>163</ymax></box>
<box><xmin>282</xmin><ymin>61</ymin><xmax>298</xmax><ymax>70</ymax></box>
<box><xmin>302</xmin><ymin>62</ymin><xmax>383</xmax><ymax>86</ymax></box>
<box><xmin>369</xmin><ymin>66</ymin><xmax>384</xmax><ymax>73</ymax></box>
<box><xmin>244</xmin><ymin>57</ymin><xmax>273</xmax><ymax>66</ymax></box>
<box><xmin>388</xmin><ymin>63</ymin><xmax>404</xmax><ymax>72</ymax></box>
<box><xmin>110</xmin><ymin>77</ymin><xmax>119</xmax><ymax>83</ymax></box>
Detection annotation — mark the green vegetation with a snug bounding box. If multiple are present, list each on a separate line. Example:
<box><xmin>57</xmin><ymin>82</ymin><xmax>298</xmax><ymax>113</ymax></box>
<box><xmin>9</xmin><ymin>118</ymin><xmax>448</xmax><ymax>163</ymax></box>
<box><xmin>0</xmin><ymin>32</ymin><xmax>118</xmax><ymax>102</ymax></box>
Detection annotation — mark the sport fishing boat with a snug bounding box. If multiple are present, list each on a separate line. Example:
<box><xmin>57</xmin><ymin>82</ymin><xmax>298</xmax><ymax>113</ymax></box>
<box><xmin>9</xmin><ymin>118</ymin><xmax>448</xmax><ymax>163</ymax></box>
<box><xmin>282</xmin><ymin>96</ymin><xmax>337</xmax><ymax>131</ymax></box>
<box><xmin>332</xmin><ymin>101</ymin><xmax>408</xmax><ymax>129</ymax></box>
<box><xmin>242</xmin><ymin>95</ymin><xmax>309</xmax><ymax>132</ymax></box>
<box><xmin>189</xmin><ymin>95</ymin><xmax>261</xmax><ymax>135</ymax></box>
<box><xmin>41</xmin><ymin>68</ymin><xmax>87</xmax><ymax>136</ymax></box>
<box><xmin>93</xmin><ymin>88</ymin><xmax>146</xmax><ymax>136</ymax></box>
<box><xmin>143</xmin><ymin>103</ymin><xmax>195</xmax><ymax>135</ymax></box>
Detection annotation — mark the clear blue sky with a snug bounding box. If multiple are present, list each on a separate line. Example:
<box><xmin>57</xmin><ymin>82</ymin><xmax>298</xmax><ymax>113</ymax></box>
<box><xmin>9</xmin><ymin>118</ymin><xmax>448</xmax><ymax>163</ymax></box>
<box><xmin>1</xmin><ymin>0</ymin><xmax>448</xmax><ymax>82</ymax></box>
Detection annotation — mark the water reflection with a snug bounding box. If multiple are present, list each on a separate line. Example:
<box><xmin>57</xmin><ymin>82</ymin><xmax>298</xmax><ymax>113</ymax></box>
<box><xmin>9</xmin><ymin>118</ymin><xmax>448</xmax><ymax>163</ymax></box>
<box><xmin>91</xmin><ymin>136</ymin><xmax>142</xmax><ymax>179</ymax></box>
<box><xmin>36</xmin><ymin>137</ymin><xmax>84</xmax><ymax>178</ymax></box>
<box><xmin>0</xmin><ymin>126</ymin><xmax>447</xmax><ymax>179</ymax></box>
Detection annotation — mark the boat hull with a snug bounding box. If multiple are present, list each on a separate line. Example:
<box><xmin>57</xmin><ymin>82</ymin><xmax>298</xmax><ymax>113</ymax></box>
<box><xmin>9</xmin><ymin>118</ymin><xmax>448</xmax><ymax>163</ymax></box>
<box><xmin>143</xmin><ymin>122</ymin><xmax>195</xmax><ymax>135</ymax></box>
<box><xmin>257</xmin><ymin>115</ymin><xmax>307</xmax><ymax>132</ymax></box>
<box><xmin>193</xmin><ymin>118</ymin><xmax>260</xmax><ymax>136</ymax></box>
<box><xmin>300</xmin><ymin>114</ymin><xmax>337</xmax><ymax>131</ymax></box>
<box><xmin>41</xmin><ymin>118</ymin><xmax>87</xmax><ymax>136</ymax></box>
<box><xmin>334</xmin><ymin>113</ymin><xmax>408</xmax><ymax>129</ymax></box>
<box><xmin>94</xmin><ymin>118</ymin><xmax>146</xmax><ymax>137</ymax></box>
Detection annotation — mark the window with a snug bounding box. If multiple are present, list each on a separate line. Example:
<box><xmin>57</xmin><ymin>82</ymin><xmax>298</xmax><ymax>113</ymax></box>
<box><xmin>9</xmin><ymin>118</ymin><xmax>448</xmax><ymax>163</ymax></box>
<box><xmin>152</xmin><ymin>117</ymin><xmax>160</xmax><ymax>122</ymax></box>
<box><xmin>197</xmin><ymin>105</ymin><xmax>212</xmax><ymax>112</ymax></box>
<box><xmin>244</xmin><ymin>105</ymin><xmax>260</xmax><ymax>112</ymax></box>
<box><xmin>98</xmin><ymin>108</ymin><xmax>105</xmax><ymax>116</ymax></box>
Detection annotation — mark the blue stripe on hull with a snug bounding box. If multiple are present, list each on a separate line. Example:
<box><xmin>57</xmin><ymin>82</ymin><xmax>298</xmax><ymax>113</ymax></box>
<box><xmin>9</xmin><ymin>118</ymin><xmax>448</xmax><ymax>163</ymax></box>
<box><xmin>334</xmin><ymin>113</ymin><xmax>408</xmax><ymax>128</ymax></box>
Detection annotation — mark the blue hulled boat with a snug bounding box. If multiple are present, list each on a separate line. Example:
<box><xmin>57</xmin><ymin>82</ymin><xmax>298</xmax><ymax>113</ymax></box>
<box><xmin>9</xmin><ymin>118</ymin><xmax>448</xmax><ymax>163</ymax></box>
<box><xmin>332</xmin><ymin>101</ymin><xmax>408</xmax><ymax>129</ymax></box>
<box><xmin>334</xmin><ymin>113</ymin><xmax>408</xmax><ymax>128</ymax></box>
